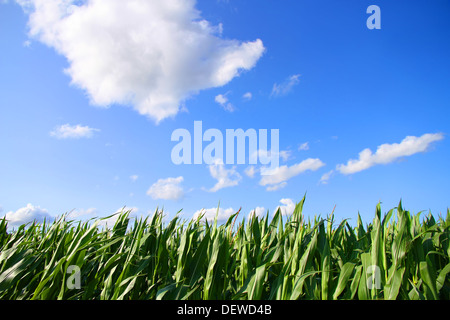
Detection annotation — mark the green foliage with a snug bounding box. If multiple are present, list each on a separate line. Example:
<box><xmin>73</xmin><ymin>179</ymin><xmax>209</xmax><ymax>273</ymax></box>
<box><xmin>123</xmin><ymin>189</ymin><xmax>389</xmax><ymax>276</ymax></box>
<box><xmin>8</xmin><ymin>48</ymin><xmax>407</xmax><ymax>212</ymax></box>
<box><xmin>0</xmin><ymin>199</ymin><xmax>449</xmax><ymax>300</ymax></box>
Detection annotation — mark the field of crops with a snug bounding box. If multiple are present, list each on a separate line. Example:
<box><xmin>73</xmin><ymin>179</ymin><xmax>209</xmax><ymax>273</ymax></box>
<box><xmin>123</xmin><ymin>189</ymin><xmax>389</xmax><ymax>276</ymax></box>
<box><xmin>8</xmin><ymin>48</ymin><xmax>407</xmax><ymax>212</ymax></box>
<box><xmin>1</xmin><ymin>197</ymin><xmax>449</xmax><ymax>300</ymax></box>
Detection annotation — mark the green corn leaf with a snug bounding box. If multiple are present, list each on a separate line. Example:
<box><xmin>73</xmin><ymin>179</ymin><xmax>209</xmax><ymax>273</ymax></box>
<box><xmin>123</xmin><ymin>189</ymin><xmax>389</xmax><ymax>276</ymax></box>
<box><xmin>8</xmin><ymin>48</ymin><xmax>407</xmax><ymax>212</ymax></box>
<box><xmin>436</xmin><ymin>262</ymin><xmax>450</xmax><ymax>292</ymax></box>
<box><xmin>333</xmin><ymin>262</ymin><xmax>355</xmax><ymax>300</ymax></box>
<box><xmin>420</xmin><ymin>260</ymin><xmax>438</xmax><ymax>300</ymax></box>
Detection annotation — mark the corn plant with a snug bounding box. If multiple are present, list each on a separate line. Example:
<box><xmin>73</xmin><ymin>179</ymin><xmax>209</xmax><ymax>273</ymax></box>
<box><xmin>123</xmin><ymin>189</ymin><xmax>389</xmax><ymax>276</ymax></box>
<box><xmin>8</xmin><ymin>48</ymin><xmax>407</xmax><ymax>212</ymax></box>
<box><xmin>0</xmin><ymin>197</ymin><xmax>449</xmax><ymax>300</ymax></box>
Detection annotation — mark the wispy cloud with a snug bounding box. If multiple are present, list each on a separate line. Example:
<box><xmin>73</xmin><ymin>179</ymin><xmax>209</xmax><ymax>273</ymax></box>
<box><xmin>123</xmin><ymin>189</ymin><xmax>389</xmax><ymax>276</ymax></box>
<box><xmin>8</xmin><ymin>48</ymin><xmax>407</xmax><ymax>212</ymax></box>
<box><xmin>147</xmin><ymin>176</ymin><xmax>185</xmax><ymax>201</ymax></box>
<box><xmin>319</xmin><ymin>170</ymin><xmax>334</xmax><ymax>185</ymax></box>
<box><xmin>244</xmin><ymin>165</ymin><xmax>257</xmax><ymax>178</ymax></box>
<box><xmin>336</xmin><ymin>133</ymin><xmax>444</xmax><ymax>175</ymax></box>
<box><xmin>271</xmin><ymin>74</ymin><xmax>301</xmax><ymax>97</ymax></box>
<box><xmin>279</xmin><ymin>150</ymin><xmax>292</xmax><ymax>162</ymax></box>
<box><xmin>67</xmin><ymin>208</ymin><xmax>98</xmax><ymax>219</ymax></box>
<box><xmin>266</xmin><ymin>182</ymin><xmax>287</xmax><ymax>191</ymax></box>
<box><xmin>215</xmin><ymin>93</ymin><xmax>235</xmax><ymax>112</ymax></box>
<box><xmin>243</xmin><ymin>92</ymin><xmax>252</xmax><ymax>101</ymax></box>
<box><xmin>298</xmin><ymin>142</ymin><xmax>309</xmax><ymax>151</ymax></box>
<box><xmin>259</xmin><ymin>158</ymin><xmax>325</xmax><ymax>191</ymax></box>
<box><xmin>207</xmin><ymin>159</ymin><xmax>242</xmax><ymax>192</ymax></box>
<box><xmin>250</xmin><ymin>149</ymin><xmax>291</xmax><ymax>164</ymax></box>
<box><xmin>50</xmin><ymin>124</ymin><xmax>99</xmax><ymax>139</ymax></box>
<box><xmin>193</xmin><ymin>207</ymin><xmax>236</xmax><ymax>223</ymax></box>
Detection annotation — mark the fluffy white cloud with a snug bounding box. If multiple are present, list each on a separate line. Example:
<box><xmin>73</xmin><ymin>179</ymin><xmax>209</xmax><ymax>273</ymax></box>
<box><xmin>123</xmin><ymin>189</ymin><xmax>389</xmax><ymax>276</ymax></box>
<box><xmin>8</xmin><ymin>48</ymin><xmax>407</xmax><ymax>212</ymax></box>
<box><xmin>215</xmin><ymin>93</ymin><xmax>234</xmax><ymax>112</ymax></box>
<box><xmin>271</xmin><ymin>74</ymin><xmax>301</xmax><ymax>97</ymax></box>
<box><xmin>336</xmin><ymin>133</ymin><xmax>444</xmax><ymax>175</ymax></box>
<box><xmin>147</xmin><ymin>176</ymin><xmax>185</xmax><ymax>201</ymax></box>
<box><xmin>2</xmin><ymin>204</ymin><xmax>53</xmax><ymax>227</ymax></box>
<box><xmin>193</xmin><ymin>207</ymin><xmax>236</xmax><ymax>223</ymax></box>
<box><xmin>208</xmin><ymin>159</ymin><xmax>242</xmax><ymax>192</ymax></box>
<box><xmin>17</xmin><ymin>0</ymin><xmax>265</xmax><ymax>123</ymax></box>
<box><xmin>130</xmin><ymin>175</ymin><xmax>139</xmax><ymax>182</ymax></box>
<box><xmin>259</xmin><ymin>158</ymin><xmax>325</xmax><ymax>191</ymax></box>
<box><xmin>275</xmin><ymin>198</ymin><xmax>295</xmax><ymax>216</ymax></box>
<box><xmin>50</xmin><ymin>123</ymin><xmax>99</xmax><ymax>139</ymax></box>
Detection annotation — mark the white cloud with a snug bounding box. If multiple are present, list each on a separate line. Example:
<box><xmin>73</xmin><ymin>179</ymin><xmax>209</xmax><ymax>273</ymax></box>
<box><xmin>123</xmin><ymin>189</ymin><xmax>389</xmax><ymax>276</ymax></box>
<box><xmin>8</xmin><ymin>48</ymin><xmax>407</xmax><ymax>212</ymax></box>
<box><xmin>298</xmin><ymin>142</ymin><xmax>309</xmax><ymax>151</ymax></box>
<box><xmin>215</xmin><ymin>94</ymin><xmax>228</xmax><ymax>105</ymax></box>
<box><xmin>98</xmin><ymin>214</ymin><xmax>121</xmax><ymax>229</ymax></box>
<box><xmin>243</xmin><ymin>92</ymin><xmax>252</xmax><ymax>100</ymax></box>
<box><xmin>259</xmin><ymin>158</ymin><xmax>325</xmax><ymax>191</ymax></box>
<box><xmin>248</xmin><ymin>206</ymin><xmax>266</xmax><ymax>220</ymax></box>
<box><xmin>130</xmin><ymin>175</ymin><xmax>139</xmax><ymax>182</ymax></box>
<box><xmin>336</xmin><ymin>133</ymin><xmax>444</xmax><ymax>175</ymax></box>
<box><xmin>250</xmin><ymin>149</ymin><xmax>291</xmax><ymax>164</ymax></box>
<box><xmin>266</xmin><ymin>182</ymin><xmax>287</xmax><ymax>191</ymax></box>
<box><xmin>215</xmin><ymin>93</ymin><xmax>235</xmax><ymax>112</ymax></box>
<box><xmin>115</xmin><ymin>206</ymin><xmax>139</xmax><ymax>215</ymax></box>
<box><xmin>244</xmin><ymin>165</ymin><xmax>257</xmax><ymax>178</ymax></box>
<box><xmin>193</xmin><ymin>207</ymin><xmax>236</xmax><ymax>223</ymax></box>
<box><xmin>319</xmin><ymin>170</ymin><xmax>334</xmax><ymax>185</ymax></box>
<box><xmin>17</xmin><ymin>0</ymin><xmax>265</xmax><ymax>123</ymax></box>
<box><xmin>147</xmin><ymin>176</ymin><xmax>185</xmax><ymax>201</ymax></box>
<box><xmin>50</xmin><ymin>123</ymin><xmax>99</xmax><ymax>139</ymax></box>
<box><xmin>67</xmin><ymin>207</ymin><xmax>98</xmax><ymax>219</ymax></box>
<box><xmin>271</xmin><ymin>74</ymin><xmax>301</xmax><ymax>97</ymax></box>
<box><xmin>208</xmin><ymin>159</ymin><xmax>242</xmax><ymax>192</ymax></box>
<box><xmin>2</xmin><ymin>204</ymin><xmax>53</xmax><ymax>227</ymax></box>
<box><xmin>278</xmin><ymin>150</ymin><xmax>292</xmax><ymax>162</ymax></box>
<box><xmin>275</xmin><ymin>198</ymin><xmax>295</xmax><ymax>216</ymax></box>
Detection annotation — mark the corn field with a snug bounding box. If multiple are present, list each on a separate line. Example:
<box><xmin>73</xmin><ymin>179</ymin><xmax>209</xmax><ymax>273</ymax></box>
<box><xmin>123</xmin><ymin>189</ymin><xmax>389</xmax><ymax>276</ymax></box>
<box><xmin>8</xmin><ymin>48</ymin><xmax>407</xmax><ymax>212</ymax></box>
<box><xmin>1</xmin><ymin>197</ymin><xmax>449</xmax><ymax>300</ymax></box>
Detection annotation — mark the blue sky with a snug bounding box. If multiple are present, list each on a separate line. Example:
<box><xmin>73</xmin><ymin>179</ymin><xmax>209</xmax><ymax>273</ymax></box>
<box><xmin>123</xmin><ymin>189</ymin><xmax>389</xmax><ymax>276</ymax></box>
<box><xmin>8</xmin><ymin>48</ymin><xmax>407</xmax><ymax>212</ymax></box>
<box><xmin>1</xmin><ymin>0</ymin><xmax>449</xmax><ymax>228</ymax></box>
